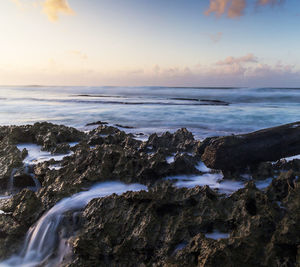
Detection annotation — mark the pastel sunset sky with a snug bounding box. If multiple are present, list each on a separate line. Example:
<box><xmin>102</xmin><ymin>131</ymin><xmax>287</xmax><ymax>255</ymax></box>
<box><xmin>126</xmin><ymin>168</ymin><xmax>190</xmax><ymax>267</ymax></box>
<box><xmin>1</xmin><ymin>0</ymin><xmax>299</xmax><ymax>87</ymax></box>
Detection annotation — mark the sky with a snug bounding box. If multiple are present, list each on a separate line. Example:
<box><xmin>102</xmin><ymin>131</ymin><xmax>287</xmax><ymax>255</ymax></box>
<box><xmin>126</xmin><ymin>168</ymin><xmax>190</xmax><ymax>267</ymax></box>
<box><xmin>0</xmin><ymin>0</ymin><xmax>299</xmax><ymax>87</ymax></box>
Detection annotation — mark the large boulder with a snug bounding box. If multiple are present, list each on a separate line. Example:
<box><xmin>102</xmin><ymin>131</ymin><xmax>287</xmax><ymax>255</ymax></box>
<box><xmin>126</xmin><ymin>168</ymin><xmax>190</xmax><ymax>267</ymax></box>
<box><xmin>201</xmin><ymin>121</ymin><xmax>300</xmax><ymax>172</ymax></box>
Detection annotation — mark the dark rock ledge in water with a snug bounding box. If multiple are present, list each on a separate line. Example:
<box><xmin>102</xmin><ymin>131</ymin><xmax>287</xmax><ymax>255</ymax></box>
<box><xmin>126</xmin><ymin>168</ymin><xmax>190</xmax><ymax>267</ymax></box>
<box><xmin>201</xmin><ymin>121</ymin><xmax>300</xmax><ymax>174</ymax></box>
<box><xmin>0</xmin><ymin>121</ymin><xmax>299</xmax><ymax>266</ymax></box>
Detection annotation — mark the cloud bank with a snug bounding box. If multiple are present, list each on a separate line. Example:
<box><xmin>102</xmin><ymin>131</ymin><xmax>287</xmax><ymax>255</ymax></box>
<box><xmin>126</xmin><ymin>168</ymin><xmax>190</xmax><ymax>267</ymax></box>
<box><xmin>42</xmin><ymin>0</ymin><xmax>74</xmax><ymax>21</ymax></box>
<box><xmin>1</xmin><ymin>53</ymin><xmax>298</xmax><ymax>87</ymax></box>
<box><xmin>205</xmin><ymin>0</ymin><xmax>284</xmax><ymax>18</ymax></box>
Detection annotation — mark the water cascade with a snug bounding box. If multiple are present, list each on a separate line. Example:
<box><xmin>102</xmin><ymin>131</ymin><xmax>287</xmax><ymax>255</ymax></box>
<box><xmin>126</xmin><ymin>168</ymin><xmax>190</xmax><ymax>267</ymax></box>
<box><xmin>0</xmin><ymin>182</ymin><xmax>147</xmax><ymax>267</ymax></box>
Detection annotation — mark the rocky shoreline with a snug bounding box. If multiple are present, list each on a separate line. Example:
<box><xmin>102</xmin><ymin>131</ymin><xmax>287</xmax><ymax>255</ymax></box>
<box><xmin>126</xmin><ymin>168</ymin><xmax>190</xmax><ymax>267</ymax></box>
<box><xmin>0</xmin><ymin>122</ymin><xmax>299</xmax><ymax>266</ymax></box>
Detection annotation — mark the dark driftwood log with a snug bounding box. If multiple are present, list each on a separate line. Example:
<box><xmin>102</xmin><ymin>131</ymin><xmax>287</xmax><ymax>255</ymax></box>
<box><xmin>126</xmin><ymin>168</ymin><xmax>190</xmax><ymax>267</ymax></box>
<box><xmin>201</xmin><ymin>121</ymin><xmax>300</xmax><ymax>171</ymax></box>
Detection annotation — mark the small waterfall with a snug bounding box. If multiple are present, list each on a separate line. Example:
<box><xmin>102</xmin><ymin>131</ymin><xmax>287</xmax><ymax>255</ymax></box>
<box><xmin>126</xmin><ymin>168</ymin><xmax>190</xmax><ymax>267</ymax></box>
<box><xmin>6</xmin><ymin>168</ymin><xmax>17</xmax><ymax>194</ymax></box>
<box><xmin>0</xmin><ymin>182</ymin><xmax>147</xmax><ymax>267</ymax></box>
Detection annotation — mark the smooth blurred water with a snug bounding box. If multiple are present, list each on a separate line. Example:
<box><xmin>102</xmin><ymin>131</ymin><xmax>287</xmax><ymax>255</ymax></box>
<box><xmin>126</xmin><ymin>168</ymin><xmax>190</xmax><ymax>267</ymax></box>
<box><xmin>0</xmin><ymin>86</ymin><xmax>299</xmax><ymax>138</ymax></box>
<box><xmin>0</xmin><ymin>182</ymin><xmax>147</xmax><ymax>267</ymax></box>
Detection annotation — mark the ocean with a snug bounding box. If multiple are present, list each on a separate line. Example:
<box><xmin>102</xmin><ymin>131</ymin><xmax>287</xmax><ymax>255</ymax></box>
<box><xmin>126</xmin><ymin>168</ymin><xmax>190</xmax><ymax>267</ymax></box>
<box><xmin>0</xmin><ymin>86</ymin><xmax>299</xmax><ymax>139</ymax></box>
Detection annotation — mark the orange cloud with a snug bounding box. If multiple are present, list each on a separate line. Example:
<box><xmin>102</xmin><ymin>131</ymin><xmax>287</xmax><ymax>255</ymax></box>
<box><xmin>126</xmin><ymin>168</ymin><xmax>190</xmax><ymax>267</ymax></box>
<box><xmin>205</xmin><ymin>0</ymin><xmax>284</xmax><ymax>18</ymax></box>
<box><xmin>205</xmin><ymin>0</ymin><xmax>246</xmax><ymax>18</ymax></box>
<box><xmin>43</xmin><ymin>0</ymin><xmax>74</xmax><ymax>21</ymax></box>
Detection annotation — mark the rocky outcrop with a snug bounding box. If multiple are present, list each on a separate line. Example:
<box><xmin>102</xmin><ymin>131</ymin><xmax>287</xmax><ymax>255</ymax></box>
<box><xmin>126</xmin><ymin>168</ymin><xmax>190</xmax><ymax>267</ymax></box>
<box><xmin>0</xmin><ymin>140</ymin><xmax>25</xmax><ymax>192</ymax></box>
<box><xmin>30</xmin><ymin>127</ymin><xmax>202</xmax><ymax>208</ymax></box>
<box><xmin>143</xmin><ymin>128</ymin><xmax>197</xmax><ymax>154</ymax></box>
<box><xmin>0</xmin><ymin>122</ymin><xmax>86</xmax><ymax>193</ymax></box>
<box><xmin>0</xmin><ymin>122</ymin><xmax>85</xmax><ymax>152</ymax></box>
<box><xmin>0</xmin><ymin>189</ymin><xmax>43</xmax><ymax>259</ymax></box>
<box><xmin>201</xmin><ymin>121</ymin><xmax>300</xmax><ymax>172</ymax></box>
<box><xmin>0</xmin><ymin>122</ymin><xmax>299</xmax><ymax>266</ymax></box>
<box><xmin>70</xmin><ymin>184</ymin><xmax>225</xmax><ymax>266</ymax></box>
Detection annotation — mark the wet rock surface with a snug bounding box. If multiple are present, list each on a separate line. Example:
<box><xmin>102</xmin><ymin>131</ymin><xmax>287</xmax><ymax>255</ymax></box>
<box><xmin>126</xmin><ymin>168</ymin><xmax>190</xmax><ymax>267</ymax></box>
<box><xmin>0</xmin><ymin>122</ymin><xmax>299</xmax><ymax>266</ymax></box>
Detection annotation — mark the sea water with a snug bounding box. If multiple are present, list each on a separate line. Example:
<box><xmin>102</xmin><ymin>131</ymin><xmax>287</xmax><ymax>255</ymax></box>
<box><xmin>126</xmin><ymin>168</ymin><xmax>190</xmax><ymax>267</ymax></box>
<box><xmin>0</xmin><ymin>86</ymin><xmax>299</xmax><ymax>139</ymax></box>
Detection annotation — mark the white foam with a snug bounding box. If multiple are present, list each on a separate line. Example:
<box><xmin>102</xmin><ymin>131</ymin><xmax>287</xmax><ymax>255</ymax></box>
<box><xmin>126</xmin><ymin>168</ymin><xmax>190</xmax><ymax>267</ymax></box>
<box><xmin>0</xmin><ymin>195</ymin><xmax>11</xmax><ymax>200</ymax></box>
<box><xmin>217</xmin><ymin>180</ymin><xmax>245</xmax><ymax>194</ymax></box>
<box><xmin>255</xmin><ymin>178</ymin><xmax>273</xmax><ymax>190</ymax></box>
<box><xmin>166</xmin><ymin>173</ymin><xmax>244</xmax><ymax>194</ymax></box>
<box><xmin>205</xmin><ymin>231</ymin><xmax>229</xmax><ymax>240</ymax></box>
<box><xmin>166</xmin><ymin>154</ymin><xmax>175</xmax><ymax>164</ymax></box>
<box><xmin>133</xmin><ymin>135</ymin><xmax>148</xmax><ymax>141</ymax></box>
<box><xmin>283</xmin><ymin>154</ymin><xmax>300</xmax><ymax>162</ymax></box>
<box><xmin>48</xmin><ymin>164</ymin><xmax>62</xmax><ymax>170</ymax></box>
<box><xmin>17</xmin><ymin>144</ymin><xmax>73</xmax><ymax>165</ymax></box>
<box><xmin>196</xmin><ymin>161</ymin><xmax>211</xmax><ymax>172</ymax></box>
<box><xmin>68</xmin><ymin>142</ymin><xmax>78</xmax><ymax>147</ymax></box>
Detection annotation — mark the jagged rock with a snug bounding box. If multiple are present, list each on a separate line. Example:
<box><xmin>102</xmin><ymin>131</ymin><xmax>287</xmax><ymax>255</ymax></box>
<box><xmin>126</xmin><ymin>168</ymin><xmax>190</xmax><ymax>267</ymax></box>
<box><xmin>250</xmin><ymin>162</ymin><xmax>274</xmax><ymax>180</ymax></box>
<box><xmin>0</xmin><ymin>189</ymin><xmax>43</xmax><ymax>260</ymax></box>
<box><xmin>50</xmin><ymin>143</ymin><xmax>71</xmax><ymax>154</ymax></box>
<box><xmin>273</xmin><ymin>158</ymin><xmax>300</xmax><ymax>172</ymax></box>
<box><xmin>0</xmin><ymin>141</ymin><xmax>24</xmax><ymax>192</ymax></box>
<box><xmin>89</xmin><ymin>125</ymin><xmax>120</xmax><ymax>136</ymax></box>
<box><xmin>266</xmin><ymin>170</ymin><xmax>298</xmax><ymax>201</ymax></box>
<box><xmin>70</xmin><ymin>184</ymin><xmax>225</xmax><ymax>267</ymax></box>
<box><xmin>67</xmin><ymin>180</ymin><xmax>300</xmax><ymax>266</ymax></box>
<box><xmin>0</xmin><ymin>122</ymin><xmax>85</xmax><ymax>152</ymax></box>
<box><xmin>0</xmin><ymin>214</ymin><xmax>26</xmax><ymax>260</ymax></box>
<box><xmin>2</xmin><ymin>189</ymin><xmax>43</xmax><ymax>225</ymax></box>
<box><xmin>169</xmin><ymin>153</ymin><xmax>200</xmax><ymax>175</ymax></box>
<box><xmin>144</xmin><ymin>128</ymin><xmax>196</xmax><ymax>154</ymax></box>
<box><xmin>264</xmin><ymin>177</ymin><xmax>300</xmax><ymax>266</ymax></box>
